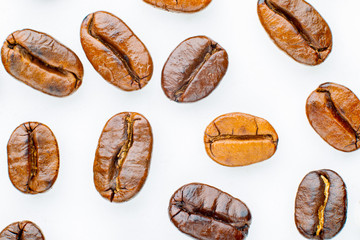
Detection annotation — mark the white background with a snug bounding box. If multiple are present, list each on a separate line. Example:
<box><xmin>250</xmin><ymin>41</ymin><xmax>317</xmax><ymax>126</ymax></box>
<box><xmin>0</xmin><ymin>0</ymin><xmax>360</xmax><ymax>239</ymax></box>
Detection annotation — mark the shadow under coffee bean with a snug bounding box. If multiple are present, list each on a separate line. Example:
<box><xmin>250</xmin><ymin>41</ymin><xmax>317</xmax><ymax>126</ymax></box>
<box><xmin>0</xmin><ymin>221</ymin><xmax>44</xmax><ymax>240</ymax></box>
<box><xmin>7</xmin><ymin>122</ymin><xmax>60</xmax><ymax>194</ymax></box>
<box><xmin>295</xmin><ymin>169</ymin><xmax>347</xmax><ymax>239</ymax></box>
<box><xmin>169</xmin><ymin>183</ymin><xmax>251</xmax><ymax>240</ymax></box>
<box><xmin>1</xmin><ymin>29</ymin><xmax>83</xmax><ymax>97</ymax></box>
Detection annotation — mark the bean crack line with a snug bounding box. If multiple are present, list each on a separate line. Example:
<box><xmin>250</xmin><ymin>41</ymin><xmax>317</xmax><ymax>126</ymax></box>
<box><xmin>23</xmin><ymin>123</ymin><xmax>40</xmax><ymax>192</ymax></box>
<box><xmin>264</xmin><ymin>0</ymin><xmax>328</xmax><ymax>56</ymax></box>
<box><xmin>17</xmin><ymin>222</ymin><xmax>27</xmax><ymax>239</ymax></box>
<box><xmin>317</xmin><ymin>88</ymin><xmax>360</xmax><ymax>149</ymax></box>
<box><xmin>172</xmin><ymin>194</ymin><xmax>248</xmax><ymax>232</ymax></box>
<box><xmin>88</xmin><ymin>15</ymin><xmax>142</xmax><ymax>89</ymax></box>
<box><xmin>6</xmin><ymin>35</ymin><xmax>81</xmax><ymax>86</ymax></box>
<box><xmin>206</xmin><ymin>120</ymin><xmax>277</xmax><ymax>157</ymax></box>
<box><xmin>315</xmin><ymin>174</ymin><xmax>330</xmax><ymax>237</ymax></box>
<box><xmin>174</xmin><ymin>43</ymin><xmax>220</xmax><ymax>101</ymax></box>
<box><xmin>108</xmin><ymin>114</ymin><xmax>139</xmax><ymax>201</ymax></box>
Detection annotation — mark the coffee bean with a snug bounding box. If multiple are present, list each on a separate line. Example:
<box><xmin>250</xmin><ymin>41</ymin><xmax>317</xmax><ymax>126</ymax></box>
<box><xmin>204</xmin><ymin>112</ymin><xmax>278</xmax><ymax>167</ymax></box>
<box><xmin>81</xmin><ymin>11</ymin><xmax>153</xmax><ymax>91</ymax></box>
<box><xmin>7</xmin><ymin>122</ymin><xmax>59</xmax><ymax>194</ymax></box>
<box><xmin>295</xmin><ymin>169</ymin><xmax>347</xmax><ymax>239</ymax></box>
<box><xmin>143</xmin><ymin>0</ymin><xmax>212</xmax><ymax>13</ymax></box>
<box><xmin>306</xmin><ymin>82</ymin><xmax>360</xmax><ymax>152</ymax></box>
<box><xmin>94</xmin><ymin>112</ymin><xmax>153</xmax><ymax>202</ymax></box>
<box><xmin>162</xmin><ymin>36</ymin><xmax>228</xmax><ymax>103</ymax></box>
<box><xmin>1</xmin><ymin>29</ymin><xmax>83</xmax><ymax>96</ymax></box>
<box><xmin>169</xmin><ymin>183</ymin><xmax>251</xmax><ymax>240</ymax></box>
<box><xmin>257</xmin><ymin>0</ymin><xmax>332</xmax><ymax>65</ymax></box>
<box><xmin>0</xmin><ymin>221</ymin><xmax>44</xmax><ymax>240</ymax></box>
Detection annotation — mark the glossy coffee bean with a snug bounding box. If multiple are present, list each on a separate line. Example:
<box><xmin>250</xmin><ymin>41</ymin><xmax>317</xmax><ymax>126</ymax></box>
<box><xmin>169</xmin><ymin>183</ymin><xmax>251</xmax><ymax>240</ymax></box>
<box><xmin>306</xmin><ymin>82</ymin><xmax>360</xmax><ymax>152</ymax></box>
<box><xmin>204</xmin><ymin>112</ymin><xmax>278</xmax><ymax>167</ymax></box>
<box><xmin>257</xmin><ymin>0</ymin><xmax>332</xmax><ymax>65</ymax></box>
<box><xmin>143</xmin><ymin>0</ymin><xmax>212</xmax><ymax>13</ymax></box>
<box><xmin>94</xmin><ymin>112</ymin><xmax>153</xmax><ymax>202</ymax></box>
<box><xmin>162</xmin><ymin>36</ymin><xmax>228</xmax><ymax>103</ymax></box>
<box><xmin>295</xmin><ymin>169</ymin><xmax>347</xmax><ymax>239</ymax></box>
<box><xmin>1</xmin><ymin>29</ymin><xmax>83</xmax><ymax>96</ymax></box>
<box><xmin>7</xmin><ymin>122</ymin><xmax>59</xmax><ymax>194</ymax></box>
<box><xmin>81</xmin><ymin>11</ymin><xmax>153</xmax><ymax>91</ymax></box>
<box><xmin>0</xmin><ymin>221</ymin><xmax>44</xmax><ymax>240</ymax></box>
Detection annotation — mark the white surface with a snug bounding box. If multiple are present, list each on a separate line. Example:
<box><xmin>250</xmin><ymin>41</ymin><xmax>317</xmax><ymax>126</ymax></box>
<box><xmin>0</xmin><ymin>0</ymin><xmax>360</xmax><ymax>239</ymax></box>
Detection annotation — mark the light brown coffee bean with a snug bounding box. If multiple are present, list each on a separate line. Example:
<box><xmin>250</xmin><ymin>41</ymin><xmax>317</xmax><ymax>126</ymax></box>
<box><xmin>306</xmin><ymin>82</ymin><xmax>360</xmax><ymax>152</ymax></box>
<box><xmin>0</xmin><ymin>221</ymin><xmax>44</xmax><ymax>240</ymax></box>
<box><xmin>1</xmin><ymin>29</ymin><xmax>83</xmax><ymax>96</ymax></box>
<box><xmin>257</xmin><ymin>0</ymin><xmax>332</xmax><ymax>65</ymax></box>
<box><xmin>7</xmin><ymin>122</ymin><xmax>59</xmax><ymax>194</ymax></box>
<box><xmin>94</xmin><ymin>112</ymin><xmax>153</xmax><ymax>202</ymax></box>
<box><xmin>204</xmin><ymin>112</ymin><xmax>278</xmax><ymax>166</ymax></box>
<box><xmin>143</xmin><ymin>0</ymin><xmax>212</xmax><ymax>13</ymax></box>
<box><xmin>81</xmin><ymin>11</ymin><xmax>153</xmax><ymax>91</ymax></box>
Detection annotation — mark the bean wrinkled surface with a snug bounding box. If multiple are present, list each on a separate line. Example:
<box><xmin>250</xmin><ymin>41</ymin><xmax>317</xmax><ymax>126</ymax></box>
<box><xmin>94</xmin><ymin>112</ymin><xmax>153</xmax><ymax>202</ymax></box>
<box><xmin>295</xmin><ymin>169</ymin><xmax>347</xmax><ymax>239</ymax></box>
<box><xmin>1</xmin><ymin>29</ymin><xmax>83</xmax><ymax>96</ymax></box>
<box><xmin>0</xmin><ymin>221</ymin><xmax>44</xmax><ymax>240</ymax></box>
<box><xmin>143</xmin><ymin>0</ymin><xmax>212</xmax><ymax>13</ymax></box>
<box><xmin>204</xmin><ymin>112</ymin><xmax>278</xmax><ymax>167</ymax></box>
<box><xmin>257</xmin><ymin>0</ymin><xmax>332</xmax><ymax>65</ymax></box>
<box><xmin>81</xmin><ymin>11</ymin><xmax>153</xmax><ymax>91</ymax></box>
<box><xmin>169</xmin><ymin>183</ymin><xmax>251</xmax><ymax>240</ymax></box>
<box><xmin>7</xmin><ymin>122</ymin><xmax>59</xmax><ymax>194</ymax></box>
<box><xmin>306</xmin><ymin>82</ymin><xmax>360</xmax><ymax>152</ymax></box>
<box><xmin>162</xmin><ymin>36</ymin><xmax>228</xmax><ymax>103</ymax></box>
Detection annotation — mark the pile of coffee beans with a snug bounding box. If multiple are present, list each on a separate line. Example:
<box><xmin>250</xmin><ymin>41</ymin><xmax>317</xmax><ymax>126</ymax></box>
<box><xmin>0</xmin><ymin>0</ymin><xmax>356</xmax><ymax>239</ymax></box>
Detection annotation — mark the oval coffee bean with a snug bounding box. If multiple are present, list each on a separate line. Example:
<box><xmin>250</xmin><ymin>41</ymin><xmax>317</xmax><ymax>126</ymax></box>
<box><xmin>295</xmin><ymin>169</ymin><xmax>347</xmax><ymax>239</ymax></box>
<box><xmin>257</xmin><ymin>0</ymin><xmax>332</xmax><ymax>65</ymax></box>
<box><xmin>94</xmin><ymin>112</ymin><xmax>153</xmax><ymax>202</ymax></box>
<box><xmin>1</xmin><ymin>29</ymin><xmax>83</xmax><ymax>96</ymax></box>
<box><xmin>7</xmin><ymin>122</ymin><xmax>59</xmax><ymax>194</ymax></box>
<box><xmin>81</xmin><ymin>11</ymin><xmax>153</xmax><ymax>91</ymax></box>
<box><xmin>143</xmin><ymin>0</ymin><xmax>212</xmax><ymax>13</ymax></box>
<box><xmin>0</xmin><ymin>221</ymin><xmax>44</xmax><ymax>240</ymax></box>
<box><xmin>306</xmin><ymin>82</ymin><xmax>360</xmax><ymax>152</ymax></box>
<box><xmin>204</xmin><ymin>112</ymin><xmax>278</xmax><ymax>167</ymax></box>
<box><xmin>169</xmin><ymin>183</ymin><xmax>251</xmax><ymax>240</ymax></box>
<box><xmin>162</xmin><ymin>36</ymin><xmax>228</xmax><ymax>103</ymax></box>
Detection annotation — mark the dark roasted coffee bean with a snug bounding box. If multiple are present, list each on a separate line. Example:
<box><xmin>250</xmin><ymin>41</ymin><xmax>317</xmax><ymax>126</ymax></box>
<box><xmin>169</xmin><ymin>183</ymin><xmax>251</xmax><ymax>240</ymax></box>
<box><xmin>306</xmin><ymin>82</ymin><xmax>360</xmax><ymax>152</ymax></box>
<box><xmin>143</xmin><ymin>0</ymin><xmax>212</xmax><ymax>12</ymax></box>
<box><xmin>81</xmin><ymin>11</ymin><xmax>153</xmax><ymax>91</ymax></box>
<box><xmin>295</xmin><ymin>169</ymin><xmax>347</xmax><ymax>239</ymax></box>
<box><xmin>1</xmin><ymin>29</ymin><xmax>83</xmax><ymax>96</ymax></box>
<box><xmin>94</xmin><ymin>112</ymin><xmax>153</xmax><ymax>202</ymax></box>
<box><xmin>0</xmin><ymin>221</ymin><xmax>44</xmax><ymax>240</ymax></box>
<box><xmin>162</xmin><ymin>36</ymin><xmax>228</xmax><ymax>103</ymax></box>
<box><xmin>204</xmin><ymin>112</ymin><xmax>278</xmax><ymax>167</ymax></box>
<box><xmin>257</xmin><ymin>0</ymin><xmax>332</xmax><ymax>65</ymax></box>
<box><xmin>7</xmin><ymin>122</ymin><xmax>59</xmax><ymax>194</ymax></box>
